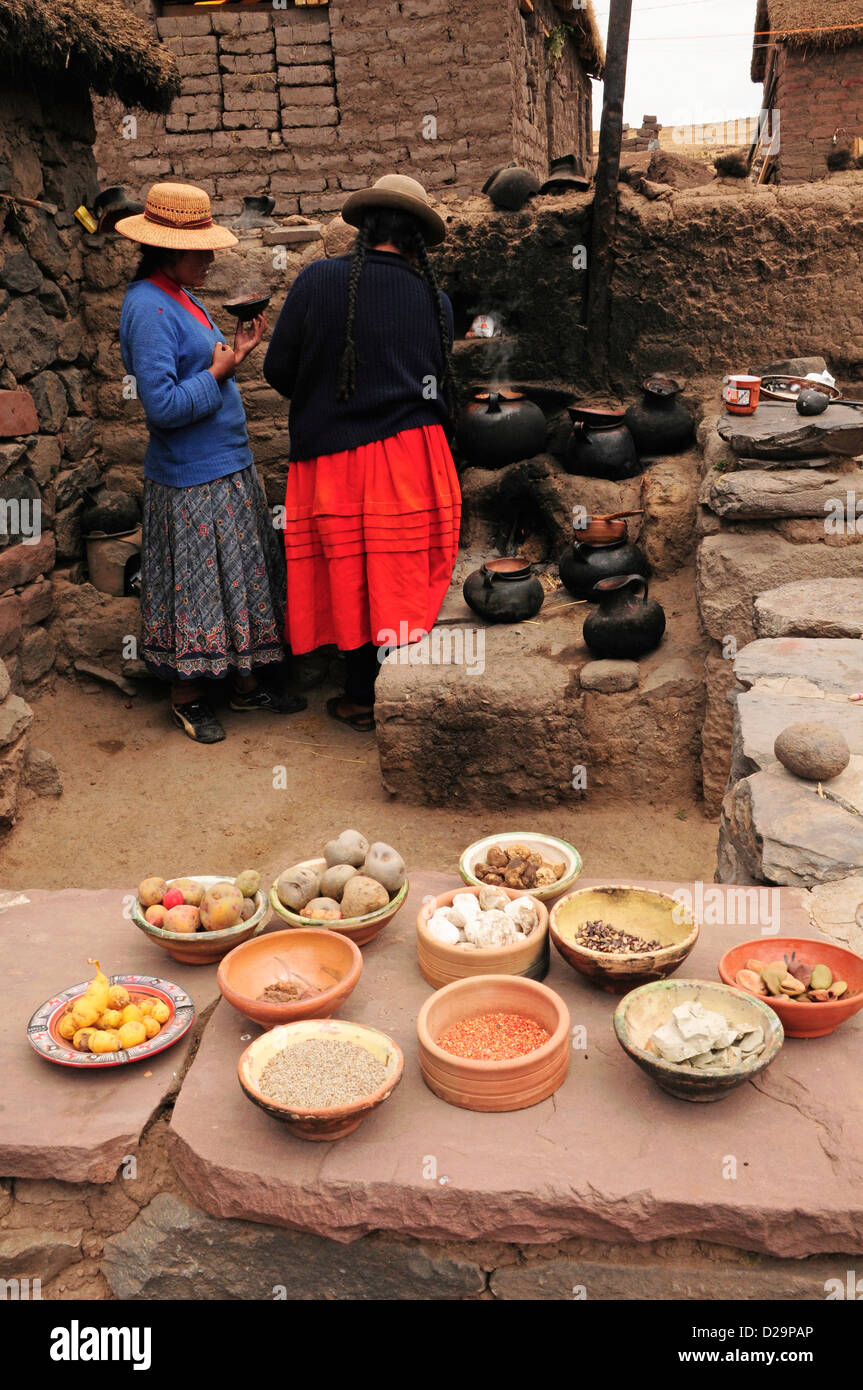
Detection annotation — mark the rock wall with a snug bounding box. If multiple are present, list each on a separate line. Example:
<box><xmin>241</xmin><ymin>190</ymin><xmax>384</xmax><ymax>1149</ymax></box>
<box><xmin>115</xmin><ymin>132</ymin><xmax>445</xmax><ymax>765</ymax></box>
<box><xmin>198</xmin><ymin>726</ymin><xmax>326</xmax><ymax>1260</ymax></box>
<box><xmin>94</xmin><ymin>0</ymin><xmax>595</xmax><ymax>222</ymax></box>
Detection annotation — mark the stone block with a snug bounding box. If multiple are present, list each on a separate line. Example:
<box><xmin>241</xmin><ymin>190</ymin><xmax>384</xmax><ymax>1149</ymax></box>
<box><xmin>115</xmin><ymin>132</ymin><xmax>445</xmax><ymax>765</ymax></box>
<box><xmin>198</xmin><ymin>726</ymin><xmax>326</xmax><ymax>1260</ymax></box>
<box><xmin>25</xmin><ymin>747</ymin><xmax>62</xmax><ymax>798</ymax></box>
<box><xmin>579</xmin><ymin>660</ymin><xmax>639</xmax><ymax>693</ymax></box>
<box><xmin>1</xmin><ymin>300</ymin><xmax>58</xmax><ymax>379</ymax></box>
<box><xmin>717</xmin><ymin>403</ymin><xmax>863</xmax><ymax>460</ymax></box>
<box><xmin>0</xmin><ymin>596</ymin><xmax>22</xmax><ymax>657</ymax></box>
<box><xmin>104</xmin><ymin>1193</ymin><xmax>485</xmax><ymax>1301</ymax></box>
<box><xmin>0</xmin><ymin>659</ymin><xmax>9</xmax><ymax>703</ymax></box>
<box><xmin>755</xmin><ymin>578</ymin><xmax>863</xmax><ymax>638</ymax></box>
<box><xmin>490</xmin><ymin>1252</ymin><xmax>854</xmax><ymax>1300</ymax></box>
<box><xmin>0</xmin><ymin>250</ymin><xmax>42</xmax><ymax>294</ymax></box>
<box><xmin>0</xmin><ymin>694</ymin><xmax>32</xmax><ymax>747</ymax></box>
<box><xmin>20</xmin><ymin>628</ymin><xmax>55</xmax><ymax>684</ymax></box>
<box><xmin>0</xmin><ymin>534</ymin><xmax>54</xmax><ymax>591</ymax></box>
<box><xmin>706</xmin><ymin>465</ymin><xmax>862</xmax><ymax>520</ymax></box>
<box><xmin>719</xmin><ymin>769</ymin><xmax>863</xmax><ymax>887</ymax></box>
<box><xmin>28</xmin><ymin>371</ymin><xmax>68</xmax><ymax>434</ymax></box>
<box><xmin>0</xmin><ymin>1229</ymin><xmax>82</xmax><ymax>1283</ymax></box>
<box><xmin>0</xmin><ymin>390</ymin><xmax>38</xmax><ymax>438</ymax></box>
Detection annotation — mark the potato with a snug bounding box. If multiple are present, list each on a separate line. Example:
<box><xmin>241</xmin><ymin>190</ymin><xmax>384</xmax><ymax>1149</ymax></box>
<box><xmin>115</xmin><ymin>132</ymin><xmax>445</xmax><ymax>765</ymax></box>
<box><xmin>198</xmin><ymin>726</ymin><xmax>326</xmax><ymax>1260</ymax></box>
<box><xmin>276</xmin><ymin>865</ymin><xmax>320</xmax><ymax>912</ymax></box>
<box><xmin>303</xmin><ymin>897</ymin><xmax>343</xmax><ymax>921</ymax></box>
<box><xmin>362</xmin><ymin>842</ymin><xmax>406</xmax><ymax>896</ymax></box>
<box><xmin>340</xmin><ymin>874</ymin><xmax>390</xmax><ymax>919</ymax></box>
<box><xmin>319</xmin><ymin>864</ymin><xmax>358</xmax><ymax>902</ymax></box>
<box><xmin>323</xmin><ymin>829</ymin><xmax>369</xmax><ymax>869</ymax></box>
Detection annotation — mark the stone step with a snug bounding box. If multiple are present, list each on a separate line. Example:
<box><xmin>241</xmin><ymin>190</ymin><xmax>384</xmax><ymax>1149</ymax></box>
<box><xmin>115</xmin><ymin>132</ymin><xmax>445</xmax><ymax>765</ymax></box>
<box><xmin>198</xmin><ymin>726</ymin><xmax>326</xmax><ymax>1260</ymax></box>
<box><xmin>734</xmin><ymin>636</ymin><xmax>863</xmax><ymax>695</ymax></box>
<box><xmin>734</xmin><ymin>455</ymin><xmax>834</xmax><ymax>471</ymax></box>
<box><xmin>705</xmin><ymin>466</ymin><xmax>859</xmax><ymax>520</ymax></box>
<box><xmin>755</xmin><ymin>578</ymin><xmax>863</xmax><ymax>638</ymax></box>
<box><xmin>717</xmin><ymin>403</ymin><xmax>863</xmax><ymax>460</ymax></box>
<box><xmin>732</xmin><ymin>688</ymin><xmax>863</xmax><ymax>782</ymax></box>
<box><xmin>697</xmin><ymin>531</ymin><xmax>863</xmax><ymax>643</ymax></box>
<box><xmin>719</xmin><ymin>768</ymin><xmax>863</xmax><ymax>886</ymax></box>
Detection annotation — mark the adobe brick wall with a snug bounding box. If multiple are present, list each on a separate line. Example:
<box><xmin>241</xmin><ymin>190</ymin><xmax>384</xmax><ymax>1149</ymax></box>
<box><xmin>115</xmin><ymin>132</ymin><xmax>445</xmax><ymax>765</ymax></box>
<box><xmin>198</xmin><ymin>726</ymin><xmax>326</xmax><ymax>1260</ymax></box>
<box><xmin>94</xmin><ymin>0</ymin><xmax>594</xmax><ymax>219</ymax></box>
<box><xmin>766</xmin><ymin>43</ymin><xmax>863</xmax><ymax>182</ymax></box>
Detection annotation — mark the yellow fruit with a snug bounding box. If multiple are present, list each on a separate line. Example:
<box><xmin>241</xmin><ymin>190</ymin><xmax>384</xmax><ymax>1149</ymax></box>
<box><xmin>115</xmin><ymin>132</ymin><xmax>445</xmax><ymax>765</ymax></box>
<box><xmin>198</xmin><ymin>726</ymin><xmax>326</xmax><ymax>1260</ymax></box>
<box><xmin>57</xmin><ymin>1014</ymin><xmax>78</xmax><ymax>1041</ymax></box>
<box><xmin>89</xmin><ymin>1030</ymin><xmax>121</xmax><ymax>1054</ymax></box>
<box><xmin>138</xmin><ymin>876</ymin><xmax>168</xmax><ymax>908</ymax></box>
<box><xmin>99</xmin><ymin>1010</ymin><xmax>123</xmax><ymax>1031</ymax></box>
<box><xmin>84</xmin><ymin>958</ymin><xmax>110</xmax><ymax>1014</ymax></box>
<box><xmin>121</xmin><ymin>1004</ymin><xmax>143</xmax><ymax>1025</ymax></box>
<box><xmin>150</xmin><ymin>1000</ymin><xmax>170</xmax><ymax>1025</ymax></box>
<box><xmin>136</xmin><ymin>998</ymin><xmax>155</xmax><ymax>1017</ymax></box>
<box><xmin>72</xmin><ymin>1027</ymin><xmax>96</xmax><ymax>1052</ymax></box>
<box><xmin>71</xmin><ymin>997</ymin><xmax>101</xmax><ymax>1029</ymax></box>
<box><xmin>143</xmin><ymin>1017</ymin><xmax>161</xmax><ymax>1040</ymax></box>
<box><xmin>118</xmin><ymin>1021</ymin><xmax>147</xmax><ymax>1049</ymax></box>
<box><xmin>107</xmin><ymin>985</ymin><xmax>130</xmax><ymax>1010</ymax></box>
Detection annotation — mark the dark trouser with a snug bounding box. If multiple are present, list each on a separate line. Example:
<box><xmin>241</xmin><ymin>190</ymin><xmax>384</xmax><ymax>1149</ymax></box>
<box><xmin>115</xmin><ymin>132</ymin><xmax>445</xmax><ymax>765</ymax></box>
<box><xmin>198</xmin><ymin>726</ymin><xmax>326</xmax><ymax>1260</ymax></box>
<box><xmin>344</xmin><ymin>642</ymin><xmax>379</xmax><ymax>706</ymax></box>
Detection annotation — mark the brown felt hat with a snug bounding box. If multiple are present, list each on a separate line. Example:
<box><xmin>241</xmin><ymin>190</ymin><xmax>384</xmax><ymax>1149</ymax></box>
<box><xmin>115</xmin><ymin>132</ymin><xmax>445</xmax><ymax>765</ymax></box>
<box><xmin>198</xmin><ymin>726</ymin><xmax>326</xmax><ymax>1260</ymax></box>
<box><xmin>341</xmin><ymin>174</ymin><xmax>446</xmax><ymax>246</ymax></box>
<box><xmin>115</xmin><ymin>182</ymin><xmax>238</xmax><ymax>251</ymax></box>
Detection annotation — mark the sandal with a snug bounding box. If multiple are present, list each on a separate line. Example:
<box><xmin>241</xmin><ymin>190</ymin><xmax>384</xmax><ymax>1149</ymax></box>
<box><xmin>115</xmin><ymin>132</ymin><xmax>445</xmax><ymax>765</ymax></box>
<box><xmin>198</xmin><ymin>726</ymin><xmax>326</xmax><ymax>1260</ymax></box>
<box><xmin>326</xmin><ymin>696</ymin><xmax>375</xmax><ymax>732</ymax></box>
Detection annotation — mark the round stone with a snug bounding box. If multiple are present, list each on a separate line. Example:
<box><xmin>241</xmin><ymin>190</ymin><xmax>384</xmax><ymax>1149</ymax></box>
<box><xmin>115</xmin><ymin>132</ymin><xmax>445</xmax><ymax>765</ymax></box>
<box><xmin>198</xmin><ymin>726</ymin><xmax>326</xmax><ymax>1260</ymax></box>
<box><xmin>774</xmin><ymin>721</ymin><xmax>851</xmax><ymax>782</ymax></box>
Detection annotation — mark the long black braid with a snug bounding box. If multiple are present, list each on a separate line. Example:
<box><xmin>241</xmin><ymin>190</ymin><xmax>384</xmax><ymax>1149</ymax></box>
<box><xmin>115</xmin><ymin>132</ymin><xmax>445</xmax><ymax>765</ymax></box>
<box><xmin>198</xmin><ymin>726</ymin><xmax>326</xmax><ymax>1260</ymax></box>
<box><xmin>337</xmin><ymin>208</ymin><xmax>458</xmax><ymax>419</ymax></box>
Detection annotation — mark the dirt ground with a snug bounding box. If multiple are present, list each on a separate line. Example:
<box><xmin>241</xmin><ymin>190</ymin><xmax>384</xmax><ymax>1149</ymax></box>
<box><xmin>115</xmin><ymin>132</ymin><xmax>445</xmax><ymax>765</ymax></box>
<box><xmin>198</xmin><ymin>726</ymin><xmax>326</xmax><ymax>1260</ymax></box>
<box><xmin>0</xmin><ymin>676</ymin><xmax>718</xmax><ymax>891</ymax></box>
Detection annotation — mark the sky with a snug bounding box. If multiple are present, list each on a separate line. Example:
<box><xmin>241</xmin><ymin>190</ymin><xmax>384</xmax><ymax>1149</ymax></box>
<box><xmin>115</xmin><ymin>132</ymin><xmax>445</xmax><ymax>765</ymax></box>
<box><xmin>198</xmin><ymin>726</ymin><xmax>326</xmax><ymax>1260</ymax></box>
<box><xmin>590</xmin><ymin>0</ymin><xmax>763</xmax><ymax>128</ymax></box>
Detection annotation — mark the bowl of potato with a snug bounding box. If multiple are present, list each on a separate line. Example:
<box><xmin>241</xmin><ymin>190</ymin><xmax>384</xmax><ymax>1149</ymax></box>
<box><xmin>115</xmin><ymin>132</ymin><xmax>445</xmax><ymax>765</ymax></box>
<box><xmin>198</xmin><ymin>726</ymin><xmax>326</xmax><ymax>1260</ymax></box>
<box><xmin>131</xmin><ymin>871</ymin><xmax>270</xmax><ymax>965</ymax></box>
<box><xmin>459</xmin><ymin>832</ymin><xmax>582</xmax><ymax>903</ymax></box>
<box><xmin>269</xmin><ymin>829</ymin><xmax>408</xmax><ymax>947</ymax></box>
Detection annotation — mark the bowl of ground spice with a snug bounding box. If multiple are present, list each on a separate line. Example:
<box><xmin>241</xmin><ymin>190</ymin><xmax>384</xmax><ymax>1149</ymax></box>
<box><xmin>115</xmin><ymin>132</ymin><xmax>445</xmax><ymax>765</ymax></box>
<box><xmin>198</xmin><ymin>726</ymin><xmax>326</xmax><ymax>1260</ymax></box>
<box><xmin>218</xmin><ymin>929</ymin><xmax>363</xmax><ymax>1028</ymax></box>
<box><xmin>549</xmin><ymin>885</ymin><xmax>700</xmax><ymax>994</ymax></box>
<box><xmin>416</xmin><ymin>974</ymin><xmax>570</xmax><ymax>1112</ymax></box>
<box><xmin>238</xmin><ymin>1018</ymin><xmax>404</xmax><ymax>1140</ymax></box>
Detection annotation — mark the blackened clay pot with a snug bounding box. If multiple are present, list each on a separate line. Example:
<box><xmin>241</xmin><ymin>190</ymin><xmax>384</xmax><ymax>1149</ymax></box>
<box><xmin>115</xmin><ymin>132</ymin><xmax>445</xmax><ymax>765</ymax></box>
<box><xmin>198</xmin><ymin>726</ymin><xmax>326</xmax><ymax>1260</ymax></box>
<box><xmin>558</xmin><ymin>534</ymin><xmax>649</xmax><ymax>601</ymax></box>
<box><xmin>457</xmin><ymin>390</ymin><xmax>547</xmax><ymax>469</ymax></box>
<box><xmin>463</xmin><ymin>557</ymin><xmax>544</xmax><ymax>623</ymax></box>
<box><xmin>582</xmin><ymin>574</ymin><xmax>666</xmax><ymax>659</ymax></box>
<box><xmin>624</xmin><ymin>375</ymin><xmax>694</xmax><ymax>454</ymax></box>
<box><xmin>564</xmin><ymin>410</ymin><xmax>640</xmax><ymax>480</ymax></box>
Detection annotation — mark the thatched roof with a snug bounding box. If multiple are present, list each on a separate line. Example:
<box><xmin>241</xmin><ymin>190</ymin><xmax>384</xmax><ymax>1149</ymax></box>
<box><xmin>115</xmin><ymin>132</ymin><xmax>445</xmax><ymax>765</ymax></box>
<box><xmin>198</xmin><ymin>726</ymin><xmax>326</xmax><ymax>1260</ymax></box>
<box><xmin>551</xmin><ymin>0</ymin><xmax>605</xmax><ymax>79</ymax></box>
<box><xmin>0</xmin><ymin>0</ymin><xmax>180</xmax><ymax>112</ymax></box>
<box><xmin>752</xmin><ymin>1</ymin><xmax>863</xmax><ymax>81</ymax></box>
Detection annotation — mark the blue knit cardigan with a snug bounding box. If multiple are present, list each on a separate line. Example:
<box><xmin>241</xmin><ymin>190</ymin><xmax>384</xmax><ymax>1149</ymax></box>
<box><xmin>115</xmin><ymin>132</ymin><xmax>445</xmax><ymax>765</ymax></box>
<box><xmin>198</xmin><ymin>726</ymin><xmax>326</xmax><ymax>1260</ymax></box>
<box><xmin>120</xmin><ymin>279</ymin><xmax>252</xmax><ymax>487</ymax></box>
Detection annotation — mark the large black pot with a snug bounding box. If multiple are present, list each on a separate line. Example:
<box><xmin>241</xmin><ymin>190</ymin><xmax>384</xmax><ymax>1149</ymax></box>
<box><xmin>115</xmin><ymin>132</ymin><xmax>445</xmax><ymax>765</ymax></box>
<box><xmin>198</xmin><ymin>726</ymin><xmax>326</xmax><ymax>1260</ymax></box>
<box><xmin>559</xmin><ymin>535</ymin><xmax>650</xmax><ymax>601</ymax></box>
<box><xmin>624</xmin><ymin>375</ymin><xmax>694</xmax><ymax>454</ymax></box>
<box><xmin>463</xmin><ymin>556</ymin><xmax>544</xmax><ymax>623</ymax></box>
<box><xmin>582</xmin><ymin>574</ymin><xmax>666</xmax><ymax>659</ymax></box>
<box><xmin>563</xmin><ymin>408</ymin><xmax>640</xmax><ymax>480</ymax></box>
<box><xmin>457</xmin><ymin>390</ymin><xmax>547</xmax><ymax>470</ymax></box>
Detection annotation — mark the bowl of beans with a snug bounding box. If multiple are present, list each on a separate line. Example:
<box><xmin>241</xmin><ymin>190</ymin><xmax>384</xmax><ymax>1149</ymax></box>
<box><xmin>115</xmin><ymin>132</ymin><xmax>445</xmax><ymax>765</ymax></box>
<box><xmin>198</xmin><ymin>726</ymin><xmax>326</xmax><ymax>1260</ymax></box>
<box><xmin>549</xmin><ymin>885</ymin><xmax>700</xmax><ymax>994</ymax></box>
<box><xmin>416</xmin><ymin>974</ymin><xmax>570</xmax><ymax>1112</ymax></box>
<box><xmin>238</xmin><ymin>1018</ymin><xmax>404</xmax><ymax>1141</ymax></box>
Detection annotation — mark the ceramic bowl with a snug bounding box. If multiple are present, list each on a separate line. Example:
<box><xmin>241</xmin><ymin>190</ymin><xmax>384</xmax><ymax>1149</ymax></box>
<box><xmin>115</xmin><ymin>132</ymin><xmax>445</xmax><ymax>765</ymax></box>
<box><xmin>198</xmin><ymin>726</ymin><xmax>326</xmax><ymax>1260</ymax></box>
<box><xmin>416</xmin><ymin>885</ymin><xmax>549</xmax><ymax>989</ymax></box>
<box><xmin>459</xmin><ymin>832</ymin><xmax>582</xmax><ymax>902</ymax></box>
<box><xmin>218</xmin><ymin>928</ymin><xmax>363</xmax><ymax>1028</ymax></box>
<box><xmin>222</xmin><ymin>293</ymin><xmax>271</xmax><ymax>321</ymax></box>
<box><xmin>238</xmin><ymin>1018</ymin><xmax>404</xmax><ymax>1141</ymax></box>
<box><xmin>614</xmin><ymin>978</ymin><xmax>784</xmax><ymax>1102</ymax></box>
<box><xmin>718</xmin><ymin>937</ymin><xmax>863</xmax><ymax>1039</ymax></box>
<box><xmin>28</xmin><ymin>974</ymin><xmax>195</xmax><ymax>1069</ymax></box>
<box><xmin>416</xmin><ymin>974</ymin><xmax>570</xmax><ymax>1113</ymax></box>
<box><xmin>131</xmin><ymin>874</ymin><xmax>270</xmax><ymax>965</ymax></box>
<box><xmin>549</xmin><ymin>884</ymin><xmax>699</xmax><ymax>993</ymax></box>
<box><xmin>269</xmin><ymin>858</ymin><xmax>408</xmax><ymax>947</ymax></box>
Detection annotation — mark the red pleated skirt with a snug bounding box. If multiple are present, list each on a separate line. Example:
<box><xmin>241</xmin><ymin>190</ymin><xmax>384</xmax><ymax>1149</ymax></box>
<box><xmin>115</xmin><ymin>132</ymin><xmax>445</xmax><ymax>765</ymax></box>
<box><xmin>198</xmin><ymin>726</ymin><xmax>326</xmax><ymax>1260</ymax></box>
<box><xmin>283</xmin><ymin>423</ymin><xmax>462</xmax><ymax>654</ymax></box>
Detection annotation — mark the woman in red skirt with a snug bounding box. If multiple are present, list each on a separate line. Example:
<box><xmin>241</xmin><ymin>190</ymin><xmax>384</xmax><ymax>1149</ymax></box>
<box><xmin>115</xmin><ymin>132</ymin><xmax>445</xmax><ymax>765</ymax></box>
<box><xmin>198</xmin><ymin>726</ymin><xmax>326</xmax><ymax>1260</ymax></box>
<box><xmin>263</xmin><ymin>174</ymin><xmax>461</xmax><ymax>731</ymax></box>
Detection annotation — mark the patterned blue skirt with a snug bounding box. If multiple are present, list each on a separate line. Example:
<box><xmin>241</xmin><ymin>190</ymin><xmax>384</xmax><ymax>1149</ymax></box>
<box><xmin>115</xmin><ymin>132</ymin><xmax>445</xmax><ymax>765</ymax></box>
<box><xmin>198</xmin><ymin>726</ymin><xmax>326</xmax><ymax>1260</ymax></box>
<box><xmin>140</xmin><ymin>464</ymin><xmax>285</xmax><ymax>681</ymax></box>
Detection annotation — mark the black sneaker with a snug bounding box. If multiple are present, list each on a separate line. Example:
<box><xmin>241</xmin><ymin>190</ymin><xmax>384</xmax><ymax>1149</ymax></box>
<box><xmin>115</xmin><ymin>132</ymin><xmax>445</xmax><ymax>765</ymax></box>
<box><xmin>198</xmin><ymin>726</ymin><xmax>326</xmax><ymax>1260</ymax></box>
<box><xmin>172</xmin><ymin>700</ymin><xmax>226</xmax><ymax>744</ymax></box>
<box><xmin>229</xmin><ymin>687</ymin><xmax>308</xmax><ymax>714</ymax></box>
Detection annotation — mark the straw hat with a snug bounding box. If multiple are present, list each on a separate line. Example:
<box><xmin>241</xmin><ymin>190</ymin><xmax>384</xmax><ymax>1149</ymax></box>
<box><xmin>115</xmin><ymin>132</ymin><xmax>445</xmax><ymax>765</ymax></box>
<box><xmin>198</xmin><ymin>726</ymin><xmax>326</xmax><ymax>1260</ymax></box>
<box><xmin>114</xmin><ymin>182</ymin><xmax>238</xmax><ymax>250</ymax></box>
<box><xmin>341</xmin><ymin>174</ymin><xmax>446</xmax><ymax>246</ymax></box>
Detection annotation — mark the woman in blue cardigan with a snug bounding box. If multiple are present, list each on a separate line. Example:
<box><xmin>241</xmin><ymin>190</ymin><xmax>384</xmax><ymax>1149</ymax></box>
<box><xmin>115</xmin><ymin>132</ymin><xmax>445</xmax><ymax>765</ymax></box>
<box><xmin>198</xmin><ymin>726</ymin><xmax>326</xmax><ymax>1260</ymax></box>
<box><xmin>116</xmin><ymin>183</ymin><xmax>305</xmax><ymax>743</ymax></box>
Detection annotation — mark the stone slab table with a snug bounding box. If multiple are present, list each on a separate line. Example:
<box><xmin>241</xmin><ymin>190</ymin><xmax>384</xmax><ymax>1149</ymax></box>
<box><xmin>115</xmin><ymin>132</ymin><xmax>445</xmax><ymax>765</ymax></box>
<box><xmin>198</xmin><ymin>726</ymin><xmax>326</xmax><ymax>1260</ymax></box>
<box><xmin>0</xmin><ymin>887</ymin><xmax>221</xmax><ymax>1182</ymax></box>
<box><xmin>717</xmin><ymin>402</ymin><xmax>863</xmax><ymax>459</ymax></box>
<box><xmin>170</xmin><ymin>873</ymin><xmax>863</xmax><ymax>1258</ymax></box>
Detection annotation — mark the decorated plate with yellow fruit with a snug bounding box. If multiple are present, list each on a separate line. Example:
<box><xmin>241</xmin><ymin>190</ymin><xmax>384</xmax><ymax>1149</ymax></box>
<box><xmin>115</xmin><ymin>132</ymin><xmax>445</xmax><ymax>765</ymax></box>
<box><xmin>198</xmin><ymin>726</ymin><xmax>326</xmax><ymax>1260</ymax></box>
<box><xmin>27</xmin><ymin>960</ymin><xmax>195</xmax><ymax>1068</ymax></box>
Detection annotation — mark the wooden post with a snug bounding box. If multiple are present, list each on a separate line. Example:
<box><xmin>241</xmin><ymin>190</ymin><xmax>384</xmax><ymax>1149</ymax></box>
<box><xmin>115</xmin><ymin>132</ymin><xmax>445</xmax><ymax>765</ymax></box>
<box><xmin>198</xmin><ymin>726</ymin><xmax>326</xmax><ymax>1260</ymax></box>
<box><xmin>587</xmin><ymin>0</ymin><xmax>633</xmax><ymax>377</ymax></box>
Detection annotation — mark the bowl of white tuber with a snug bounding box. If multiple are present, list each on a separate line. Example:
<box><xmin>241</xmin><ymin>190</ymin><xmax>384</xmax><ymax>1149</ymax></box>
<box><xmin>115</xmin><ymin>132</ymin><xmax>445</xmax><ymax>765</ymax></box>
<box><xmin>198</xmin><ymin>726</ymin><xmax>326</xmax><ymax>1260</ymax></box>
<box><xmin>416</xmin><ymin>884</ymin><xmax>549</xmax><ymax>990</ymax></box>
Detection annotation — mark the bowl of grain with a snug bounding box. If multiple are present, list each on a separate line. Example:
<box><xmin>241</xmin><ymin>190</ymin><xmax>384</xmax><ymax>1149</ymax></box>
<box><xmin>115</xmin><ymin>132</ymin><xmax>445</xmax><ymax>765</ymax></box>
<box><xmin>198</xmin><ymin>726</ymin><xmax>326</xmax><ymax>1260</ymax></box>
<box><xmin>218</xmin><ymin>929</ymin><xmax>363</xmax><ymax>1028</ymax></box>
<box><xmin>416</xmin><ymin>974</ymin><xmax>570</xmax><ymax>1112</ymax></box>
<box><xmin>238</xmin><ymin>1018</ymin><xmax>404</xmax><ymax>1140</ymax></box>
<box><xmin>549</xmin><ymin>884</ymin><xmax>699</xmax><ymax>994</ymax></box>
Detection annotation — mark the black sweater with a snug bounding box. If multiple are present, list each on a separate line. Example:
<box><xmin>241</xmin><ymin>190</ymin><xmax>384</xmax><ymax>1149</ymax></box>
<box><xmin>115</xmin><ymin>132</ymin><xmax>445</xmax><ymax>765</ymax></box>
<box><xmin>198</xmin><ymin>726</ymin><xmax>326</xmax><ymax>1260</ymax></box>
<box><xmin>263</xmin><ymin>251</ymin><xmax>454</xmax><ymax>461</ymax></box>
